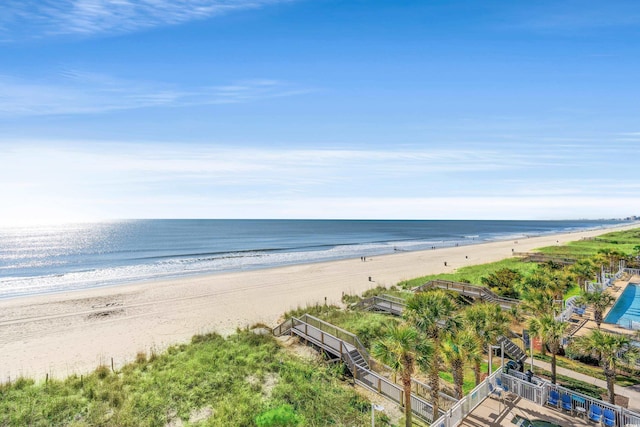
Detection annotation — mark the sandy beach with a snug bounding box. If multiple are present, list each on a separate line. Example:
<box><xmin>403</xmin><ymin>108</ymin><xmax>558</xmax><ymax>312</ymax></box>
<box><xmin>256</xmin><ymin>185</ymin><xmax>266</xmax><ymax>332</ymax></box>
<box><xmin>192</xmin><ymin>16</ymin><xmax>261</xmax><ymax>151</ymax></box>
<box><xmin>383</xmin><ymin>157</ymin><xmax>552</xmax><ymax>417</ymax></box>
<box><xmin>1</xmin><ymin>223</ymin><xmax>638</xmax><ymax>382</ymax></box>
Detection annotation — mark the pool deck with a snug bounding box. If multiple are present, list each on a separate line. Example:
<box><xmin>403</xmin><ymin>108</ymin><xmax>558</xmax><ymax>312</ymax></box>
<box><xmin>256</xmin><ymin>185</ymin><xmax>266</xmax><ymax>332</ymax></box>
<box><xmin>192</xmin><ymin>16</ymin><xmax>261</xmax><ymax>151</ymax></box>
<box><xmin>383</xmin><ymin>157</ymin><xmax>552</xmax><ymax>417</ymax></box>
<box><xmin>459</xmin><ymin>276</ymin><xmax>640</xmax><ymax>427</ymax></box>
<box><xmin>460</xmin><ymin>394</ymin><xmax>596</xmax><ymax>427</ymax></box>
<box><xmin>570</xmin><ymin>275</ymin><xmax>640</xmax><ymax>339</ymax></box>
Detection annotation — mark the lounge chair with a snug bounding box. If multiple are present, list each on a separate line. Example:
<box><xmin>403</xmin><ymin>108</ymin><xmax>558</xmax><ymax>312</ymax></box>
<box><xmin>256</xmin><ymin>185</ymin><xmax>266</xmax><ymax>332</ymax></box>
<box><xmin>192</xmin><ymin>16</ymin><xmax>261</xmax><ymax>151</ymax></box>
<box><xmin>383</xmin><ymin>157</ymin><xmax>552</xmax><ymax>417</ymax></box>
<box><xmin>547</xmin><ymin>390</ymin><xmax>560</xmax><ymax>407</ymax></box>
<box><xmin>561</xmin><ymin>394</ymin><xmax>572</xmax><ymax>412</ymax></box>
<box><xmin>603</xmin><ymin>408</ymin><xmax>615</xmax><ymax>427</ymax></box>
<box><xmin>496</xmin><ymin>377</ymin><xmax>511</xmax><ymax>393</ymax></box>
<box><xmin>588</xmin><ymin>405</ymin><xmax>603</xmax><ymax>423</ymax></box>
<box><xmin>489</xmin><ymin>383</ymin><xmax>502</xmax><ymax>400</ymax></box>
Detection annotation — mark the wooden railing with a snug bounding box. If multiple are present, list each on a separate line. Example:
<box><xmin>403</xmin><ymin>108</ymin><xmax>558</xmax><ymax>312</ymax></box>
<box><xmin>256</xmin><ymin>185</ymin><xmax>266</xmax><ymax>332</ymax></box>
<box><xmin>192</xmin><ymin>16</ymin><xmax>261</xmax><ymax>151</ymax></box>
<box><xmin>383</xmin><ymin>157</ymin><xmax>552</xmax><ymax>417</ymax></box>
<box><xmin>414</xmin><ymin>279</ymin><xmax>520</xmax><ymax>309</ymax></box>
<box><xmin>356</xmin><ymin>294</ymin><xmax>406</xmax><ymax>315</ymax></box>
<box><xmin>272</xmin><ymin>318</ymin><xmax>293</xmax><ymax>337</ymax></box>
<box><xmin>273</xmin><ymin>315</ymin><xmax>441</xmax><ymax>423</ymax></box>
<box><xmin>274</xmin><ymin>314</ymin><xmax>371</xmax><ymax>366</ymax></box>
<box><xmin>512</xmin><ymin>252</ymin><xmax>579</xmax><ymax>264</ymax></box>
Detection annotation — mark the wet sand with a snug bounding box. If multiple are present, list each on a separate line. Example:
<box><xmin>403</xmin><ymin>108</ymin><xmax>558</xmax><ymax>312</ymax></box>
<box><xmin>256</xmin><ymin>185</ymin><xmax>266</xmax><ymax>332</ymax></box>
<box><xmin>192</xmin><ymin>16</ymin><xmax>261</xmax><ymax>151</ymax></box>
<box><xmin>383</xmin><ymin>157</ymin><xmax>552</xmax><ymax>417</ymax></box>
<box><xmin>1</xmin><ymin>223</ymin><xmax>638</xmax><ymax>382</ymax></box>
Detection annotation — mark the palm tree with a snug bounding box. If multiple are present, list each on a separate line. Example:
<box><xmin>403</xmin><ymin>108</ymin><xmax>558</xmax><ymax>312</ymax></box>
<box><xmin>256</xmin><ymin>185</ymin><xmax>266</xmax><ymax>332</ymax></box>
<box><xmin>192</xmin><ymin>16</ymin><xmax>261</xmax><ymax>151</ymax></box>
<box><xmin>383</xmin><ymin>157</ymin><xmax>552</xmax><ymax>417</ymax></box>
<box><xmin>462</xmin><ymin>302</ymin><xmax>510</xmax><ymax>384</ymax></box>
<box><xmin>405</xmin><ymin>290</ymin><xmax>460</xmax><ymax>420</ymax></box>
<box><xmin>570</xmin><ymin>259</ymin><xmax>597</xmax><ymax>292</ymax></box>
<box><xmin>571</xmin><ymin>329</ymin><xmax>639</xmax><ymax>403</ymax></box>
<box><xmin>528</xmin><ymin>314</ymin><xmax>568</xmax><ymax>384</ymax></box>
<box><xmin>595</xmin><ymin>248</ymin><xmax>627</xmax><ymax>274</ymax></box>
<box><xmin>441</xmin><ymin>329</ymin><xmax>482</xmax><ymax>399</ymax></box>
<box><xmin>372</xmin><ymin>323</ymin><xmax>429</xmax><ymax>427</ymax></box>
<box><xmin>520</xmin><ymin>288</ymin><xmax>557</xmax><ymax>318</ymax></box>
<box><xmin>518</xmin><ymin>268</ymin><xmax>569</xmax><ymax>314</ymax></box>
<box><xmin>576</xmin><ymin>290</ymin><xmax>616</xmax><ymax>328</ymax></box>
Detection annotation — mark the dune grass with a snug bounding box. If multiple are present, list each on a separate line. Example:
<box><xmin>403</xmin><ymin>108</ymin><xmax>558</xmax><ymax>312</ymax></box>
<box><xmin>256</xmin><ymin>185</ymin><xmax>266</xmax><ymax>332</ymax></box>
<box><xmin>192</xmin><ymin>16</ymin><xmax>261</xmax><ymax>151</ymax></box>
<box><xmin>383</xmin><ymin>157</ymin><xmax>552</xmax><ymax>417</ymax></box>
<box><xmin>5</xmin><ymin>227</ymin><xmax>639</xmax><ymax>426</ymax></box>
<box><xmin>537</xmin><ymin>229</ymin><xmax>640</xmax><ymax>257</ymax></box>
<box><xmin>0</xmin><ymin>331</ymin><xmax>373</xmax><ymax>427</ymax></box>
<box><xmin>397</xmin><ymin>258</ymin><xmax>539</xmax><ymax>289</ymax></box>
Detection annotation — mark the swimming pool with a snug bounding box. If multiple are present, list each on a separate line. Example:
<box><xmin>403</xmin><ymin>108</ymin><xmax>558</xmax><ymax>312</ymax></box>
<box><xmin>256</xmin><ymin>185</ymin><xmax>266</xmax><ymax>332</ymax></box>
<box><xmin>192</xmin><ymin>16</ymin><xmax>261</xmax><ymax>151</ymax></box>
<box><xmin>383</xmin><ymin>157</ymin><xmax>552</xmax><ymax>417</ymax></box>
<box><xmin>605</xmin><ymin>283</ymin><xmax>640</xmax><ymax>329</ymax></box>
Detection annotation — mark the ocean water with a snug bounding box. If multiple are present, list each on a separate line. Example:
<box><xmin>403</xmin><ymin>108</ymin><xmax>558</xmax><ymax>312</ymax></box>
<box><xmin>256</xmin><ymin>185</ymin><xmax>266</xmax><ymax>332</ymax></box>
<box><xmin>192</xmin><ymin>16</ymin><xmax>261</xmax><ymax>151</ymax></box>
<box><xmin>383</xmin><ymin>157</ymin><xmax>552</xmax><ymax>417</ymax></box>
<box><xmin>0</xmin><ymin>219</ymin><xmax>627</xmax><ymax>299</ymax></box>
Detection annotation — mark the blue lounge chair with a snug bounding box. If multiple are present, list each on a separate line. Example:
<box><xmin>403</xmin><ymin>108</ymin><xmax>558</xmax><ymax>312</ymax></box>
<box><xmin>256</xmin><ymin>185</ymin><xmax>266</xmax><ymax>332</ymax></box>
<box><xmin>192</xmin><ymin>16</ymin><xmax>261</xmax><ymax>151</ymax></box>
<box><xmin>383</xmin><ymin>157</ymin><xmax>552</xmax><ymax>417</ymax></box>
<box><xmin>603</xmin><ymin>408</ymin><xmax>615</xmax><ymax>427</ymax></box>
<box><xmin>489</xmin><ymin>383</ymin><xmax>502</xmax><ymax>400</ymax></box>
<box><xmin>547</xmin><ymin>390</ymin><xmax>560</xmax><ymax>407</ymax></box>
<box><xmin>588</xmin><ymin>405</ymin><xmax>602</xmax><ymax>423</ymax></box>
<box><xmin>561</xmin><ymin>394</ymin><xmax>572</xmax><ymax>412</ymax></box>
<box><xmin>496</xmin><ymin>377</ymin><xmax>509</xmax><ymax>393</ymax></box>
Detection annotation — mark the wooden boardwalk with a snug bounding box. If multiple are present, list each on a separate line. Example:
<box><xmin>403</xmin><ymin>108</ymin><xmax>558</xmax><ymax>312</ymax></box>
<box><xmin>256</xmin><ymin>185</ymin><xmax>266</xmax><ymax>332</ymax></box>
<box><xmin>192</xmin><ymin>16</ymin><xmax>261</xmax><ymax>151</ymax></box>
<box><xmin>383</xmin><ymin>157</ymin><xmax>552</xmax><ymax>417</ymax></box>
<box><xmin>359</xmin><ymin>292</ymin><xmax>527</xmax><ymax>364</ymax></box>
<box><xmin>414</xmin><ymin>279</ymin><xmax>521</xmax><ymax>311</ymax></box>
<box><xmin>273</xmin><ymin>314</ymin><xmax>448</xmax><ymax>423</ymax></box>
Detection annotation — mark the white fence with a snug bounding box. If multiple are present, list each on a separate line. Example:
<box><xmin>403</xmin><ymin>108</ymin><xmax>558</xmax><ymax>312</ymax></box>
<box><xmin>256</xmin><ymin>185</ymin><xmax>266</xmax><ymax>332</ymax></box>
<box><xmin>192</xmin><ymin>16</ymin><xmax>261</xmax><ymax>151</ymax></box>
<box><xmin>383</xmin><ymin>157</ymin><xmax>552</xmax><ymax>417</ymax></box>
<box><xmin>430</xmin><ymin>369</ymin><xmax>640</xmax><ymax>427</ymax></box>
<box><xmin>430</xmin><ymin>370</ymin><xmax>501</xmax><ymax>427</ymax></box>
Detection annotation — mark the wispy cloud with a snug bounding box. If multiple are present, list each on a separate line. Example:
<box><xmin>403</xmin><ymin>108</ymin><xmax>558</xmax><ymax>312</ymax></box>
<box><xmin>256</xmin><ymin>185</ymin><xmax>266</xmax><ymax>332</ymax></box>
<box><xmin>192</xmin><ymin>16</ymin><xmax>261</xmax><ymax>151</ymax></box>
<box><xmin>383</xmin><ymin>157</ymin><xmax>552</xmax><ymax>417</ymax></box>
<box><xmin>0</xmin><ymin>71</ymin><xmax>310</xmax><ymax>116</ymax></box>
<box><xmin>1</xmin><ymin>141</ymin><xmax>637</xmax><ymax>223</ymax></box>
<box><xmin>0</xmin><ymin>0</ymin><xmax>293</xmax><ymax>40</ymax></box>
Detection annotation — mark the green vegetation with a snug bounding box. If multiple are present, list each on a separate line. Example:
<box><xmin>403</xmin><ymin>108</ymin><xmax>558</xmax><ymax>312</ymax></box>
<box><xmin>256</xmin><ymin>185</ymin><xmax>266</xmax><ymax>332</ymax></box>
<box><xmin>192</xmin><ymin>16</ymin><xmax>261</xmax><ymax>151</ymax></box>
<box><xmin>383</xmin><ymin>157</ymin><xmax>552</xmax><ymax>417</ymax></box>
<box><xmin>537</xmin><ymin>229</ymin><xmax>640</xmax><ymax>259</ymax></box>
<box><xmin>532</xmin><ymin>367</ymin><xmax>606</xmax><ymax>399</ymax></box>
<box><xmin>438</xmin><ymin>361</ymin><xmax>498</xmax><ymax>395</ymax></box>
<box><xmin>285</xmin><ymin>304</ymin><xmax>401</xmax><ymax>348</ymax></box>
<box><xmin>398</xmin><ymin>258</ymin><xmax>538</xmax><ymax>290</ymax></box>
<box><xmin>0</xmin><ymin>331</ymin><xmax>373</xmax><ymax>427</ymax></box>
<box><xmin>570</xmin><ymin>329</ymin><xmax>640</xmax><ymax>404</ymax></box>
<box><xmin>4</xmin><ymin>227</ymin><xmax>640</xmax><ymax>426</ymax></box>
<box><xmin>533</xmin><ymin>353</ymin><xmax>640</xmax><ymax>387</ymax></box>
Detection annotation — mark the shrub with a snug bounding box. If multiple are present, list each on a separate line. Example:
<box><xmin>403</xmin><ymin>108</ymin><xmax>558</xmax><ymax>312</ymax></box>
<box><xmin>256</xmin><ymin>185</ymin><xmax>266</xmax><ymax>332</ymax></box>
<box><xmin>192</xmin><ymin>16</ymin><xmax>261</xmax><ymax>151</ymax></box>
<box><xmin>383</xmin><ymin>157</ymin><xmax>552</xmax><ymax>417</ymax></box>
<box><xmin>255</xmin><ymin>404</ymin><xmax>303</xmax><ymax>426</ymax></box>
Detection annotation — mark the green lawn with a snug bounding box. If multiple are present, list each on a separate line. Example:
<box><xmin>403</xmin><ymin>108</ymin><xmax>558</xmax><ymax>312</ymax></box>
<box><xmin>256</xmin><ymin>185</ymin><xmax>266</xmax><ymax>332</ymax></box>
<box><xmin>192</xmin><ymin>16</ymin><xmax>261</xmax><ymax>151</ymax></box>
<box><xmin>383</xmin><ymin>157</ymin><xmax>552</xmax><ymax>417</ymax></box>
<box><xmin>438</xmin><ymin>361</ymin><xmax>500</xmax><ymax>395</ymax></box>
<box><xmin>533</xmin><ymin>353</ymin><xmax>640</xmax><ymax>387</ymax></box>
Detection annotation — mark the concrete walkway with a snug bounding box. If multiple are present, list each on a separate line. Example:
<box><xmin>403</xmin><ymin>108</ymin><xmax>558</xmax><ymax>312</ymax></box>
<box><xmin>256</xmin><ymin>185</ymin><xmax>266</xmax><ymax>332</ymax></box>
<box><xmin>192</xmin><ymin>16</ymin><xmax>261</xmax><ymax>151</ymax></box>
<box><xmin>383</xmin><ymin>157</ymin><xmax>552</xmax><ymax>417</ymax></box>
<box><xmin>526</xmin><ymin>357</ymin><xmax>640</xmax><ymax>412</ymax></box>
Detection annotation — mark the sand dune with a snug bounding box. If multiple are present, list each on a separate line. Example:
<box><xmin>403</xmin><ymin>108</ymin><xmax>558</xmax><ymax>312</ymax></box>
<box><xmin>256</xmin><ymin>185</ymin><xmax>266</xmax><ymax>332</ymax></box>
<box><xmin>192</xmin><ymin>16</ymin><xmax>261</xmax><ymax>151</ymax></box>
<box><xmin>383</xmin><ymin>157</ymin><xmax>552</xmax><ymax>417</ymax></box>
<box><xmin>1</xmin><ymin>223</ymin><xmax>637</xmax><ymax>382</ymax></box>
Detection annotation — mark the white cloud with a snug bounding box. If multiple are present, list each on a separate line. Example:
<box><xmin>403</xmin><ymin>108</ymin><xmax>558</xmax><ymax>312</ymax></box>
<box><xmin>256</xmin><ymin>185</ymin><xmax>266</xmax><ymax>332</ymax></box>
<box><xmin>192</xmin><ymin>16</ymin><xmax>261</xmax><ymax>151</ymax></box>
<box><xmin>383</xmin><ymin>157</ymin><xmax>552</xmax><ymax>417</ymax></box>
<box><xmin>0</xmin><ymin>72</ymin><xmax>309</xmax><ymax>116</ymax></box>
<box><xmin>1</xmin><ymin>141</ymin><xmax>637</xmax><ymax>225</ymax></box>
<box><xmin>1</xmin><ymin>0</ymin><xmax>293</xmax><ymax>40</ymax></box>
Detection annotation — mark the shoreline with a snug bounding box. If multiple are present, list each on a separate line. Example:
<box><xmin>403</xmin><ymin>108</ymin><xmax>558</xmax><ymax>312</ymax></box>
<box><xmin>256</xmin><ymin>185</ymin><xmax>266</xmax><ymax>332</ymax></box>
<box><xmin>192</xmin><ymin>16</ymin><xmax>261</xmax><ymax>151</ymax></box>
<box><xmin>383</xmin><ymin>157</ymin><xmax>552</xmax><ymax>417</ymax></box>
<box><xmin>2</xmin><ymin>221</ymin><xmax>630</xmax><ymax>302</ymax></box>
<box><xmin>1</xmin><ymin>222</ymin><xmax>638</xmax><ymax>382</ymax></box>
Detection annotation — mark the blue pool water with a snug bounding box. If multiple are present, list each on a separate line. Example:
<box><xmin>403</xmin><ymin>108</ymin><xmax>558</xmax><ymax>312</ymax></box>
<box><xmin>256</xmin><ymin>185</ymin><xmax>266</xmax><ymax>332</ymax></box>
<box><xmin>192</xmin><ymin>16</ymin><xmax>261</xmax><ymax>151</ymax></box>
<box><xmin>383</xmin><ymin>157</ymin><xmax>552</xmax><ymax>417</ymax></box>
<box><xmin>605</xmin><ymin>283</ymin><xmax>640</xmax><ymax>329</ymax></box>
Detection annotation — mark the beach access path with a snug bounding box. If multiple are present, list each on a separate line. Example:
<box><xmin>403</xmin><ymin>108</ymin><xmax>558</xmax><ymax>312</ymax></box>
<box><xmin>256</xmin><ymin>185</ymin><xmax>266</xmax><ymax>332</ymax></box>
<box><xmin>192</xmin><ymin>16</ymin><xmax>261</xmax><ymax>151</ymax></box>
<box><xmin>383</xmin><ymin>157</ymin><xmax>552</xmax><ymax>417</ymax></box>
<box><xmin>1</xmin><ymin>223</ymin><xmax>638</xmax><ymax>382</ymax></box>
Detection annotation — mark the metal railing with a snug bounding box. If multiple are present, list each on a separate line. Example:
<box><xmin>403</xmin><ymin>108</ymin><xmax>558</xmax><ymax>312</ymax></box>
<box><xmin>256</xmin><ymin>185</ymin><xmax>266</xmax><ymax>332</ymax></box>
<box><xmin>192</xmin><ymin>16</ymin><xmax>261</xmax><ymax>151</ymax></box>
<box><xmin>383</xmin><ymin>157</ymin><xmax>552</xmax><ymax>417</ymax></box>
<box><xmin>624</xmin><ymin>267</ymin><xmax>640</xmax><ymax>277</ymax></box>
<box><xmin>498</xmin><ymin>369</ymin><xmax>640</xmax><ymax>427</ymax></box>
<box><xmin>431</xmin><ymin>369</ymin><xmax>502</xmax><ymax>427</ymax></box>
<box><xmin>432</xmin><ymin>368</ymin><xmax>640</xmax><ymax>427</ymax></box>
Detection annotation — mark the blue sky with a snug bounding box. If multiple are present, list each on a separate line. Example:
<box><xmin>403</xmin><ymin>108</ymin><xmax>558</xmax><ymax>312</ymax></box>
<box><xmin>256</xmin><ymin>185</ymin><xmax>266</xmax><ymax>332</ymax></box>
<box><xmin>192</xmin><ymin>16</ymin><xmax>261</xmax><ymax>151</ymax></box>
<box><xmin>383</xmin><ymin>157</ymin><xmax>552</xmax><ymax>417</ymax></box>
<box><xmin>1</xmin><ymin>0</ymin><xmax>639</xmax><ymax>224</ymax></box>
